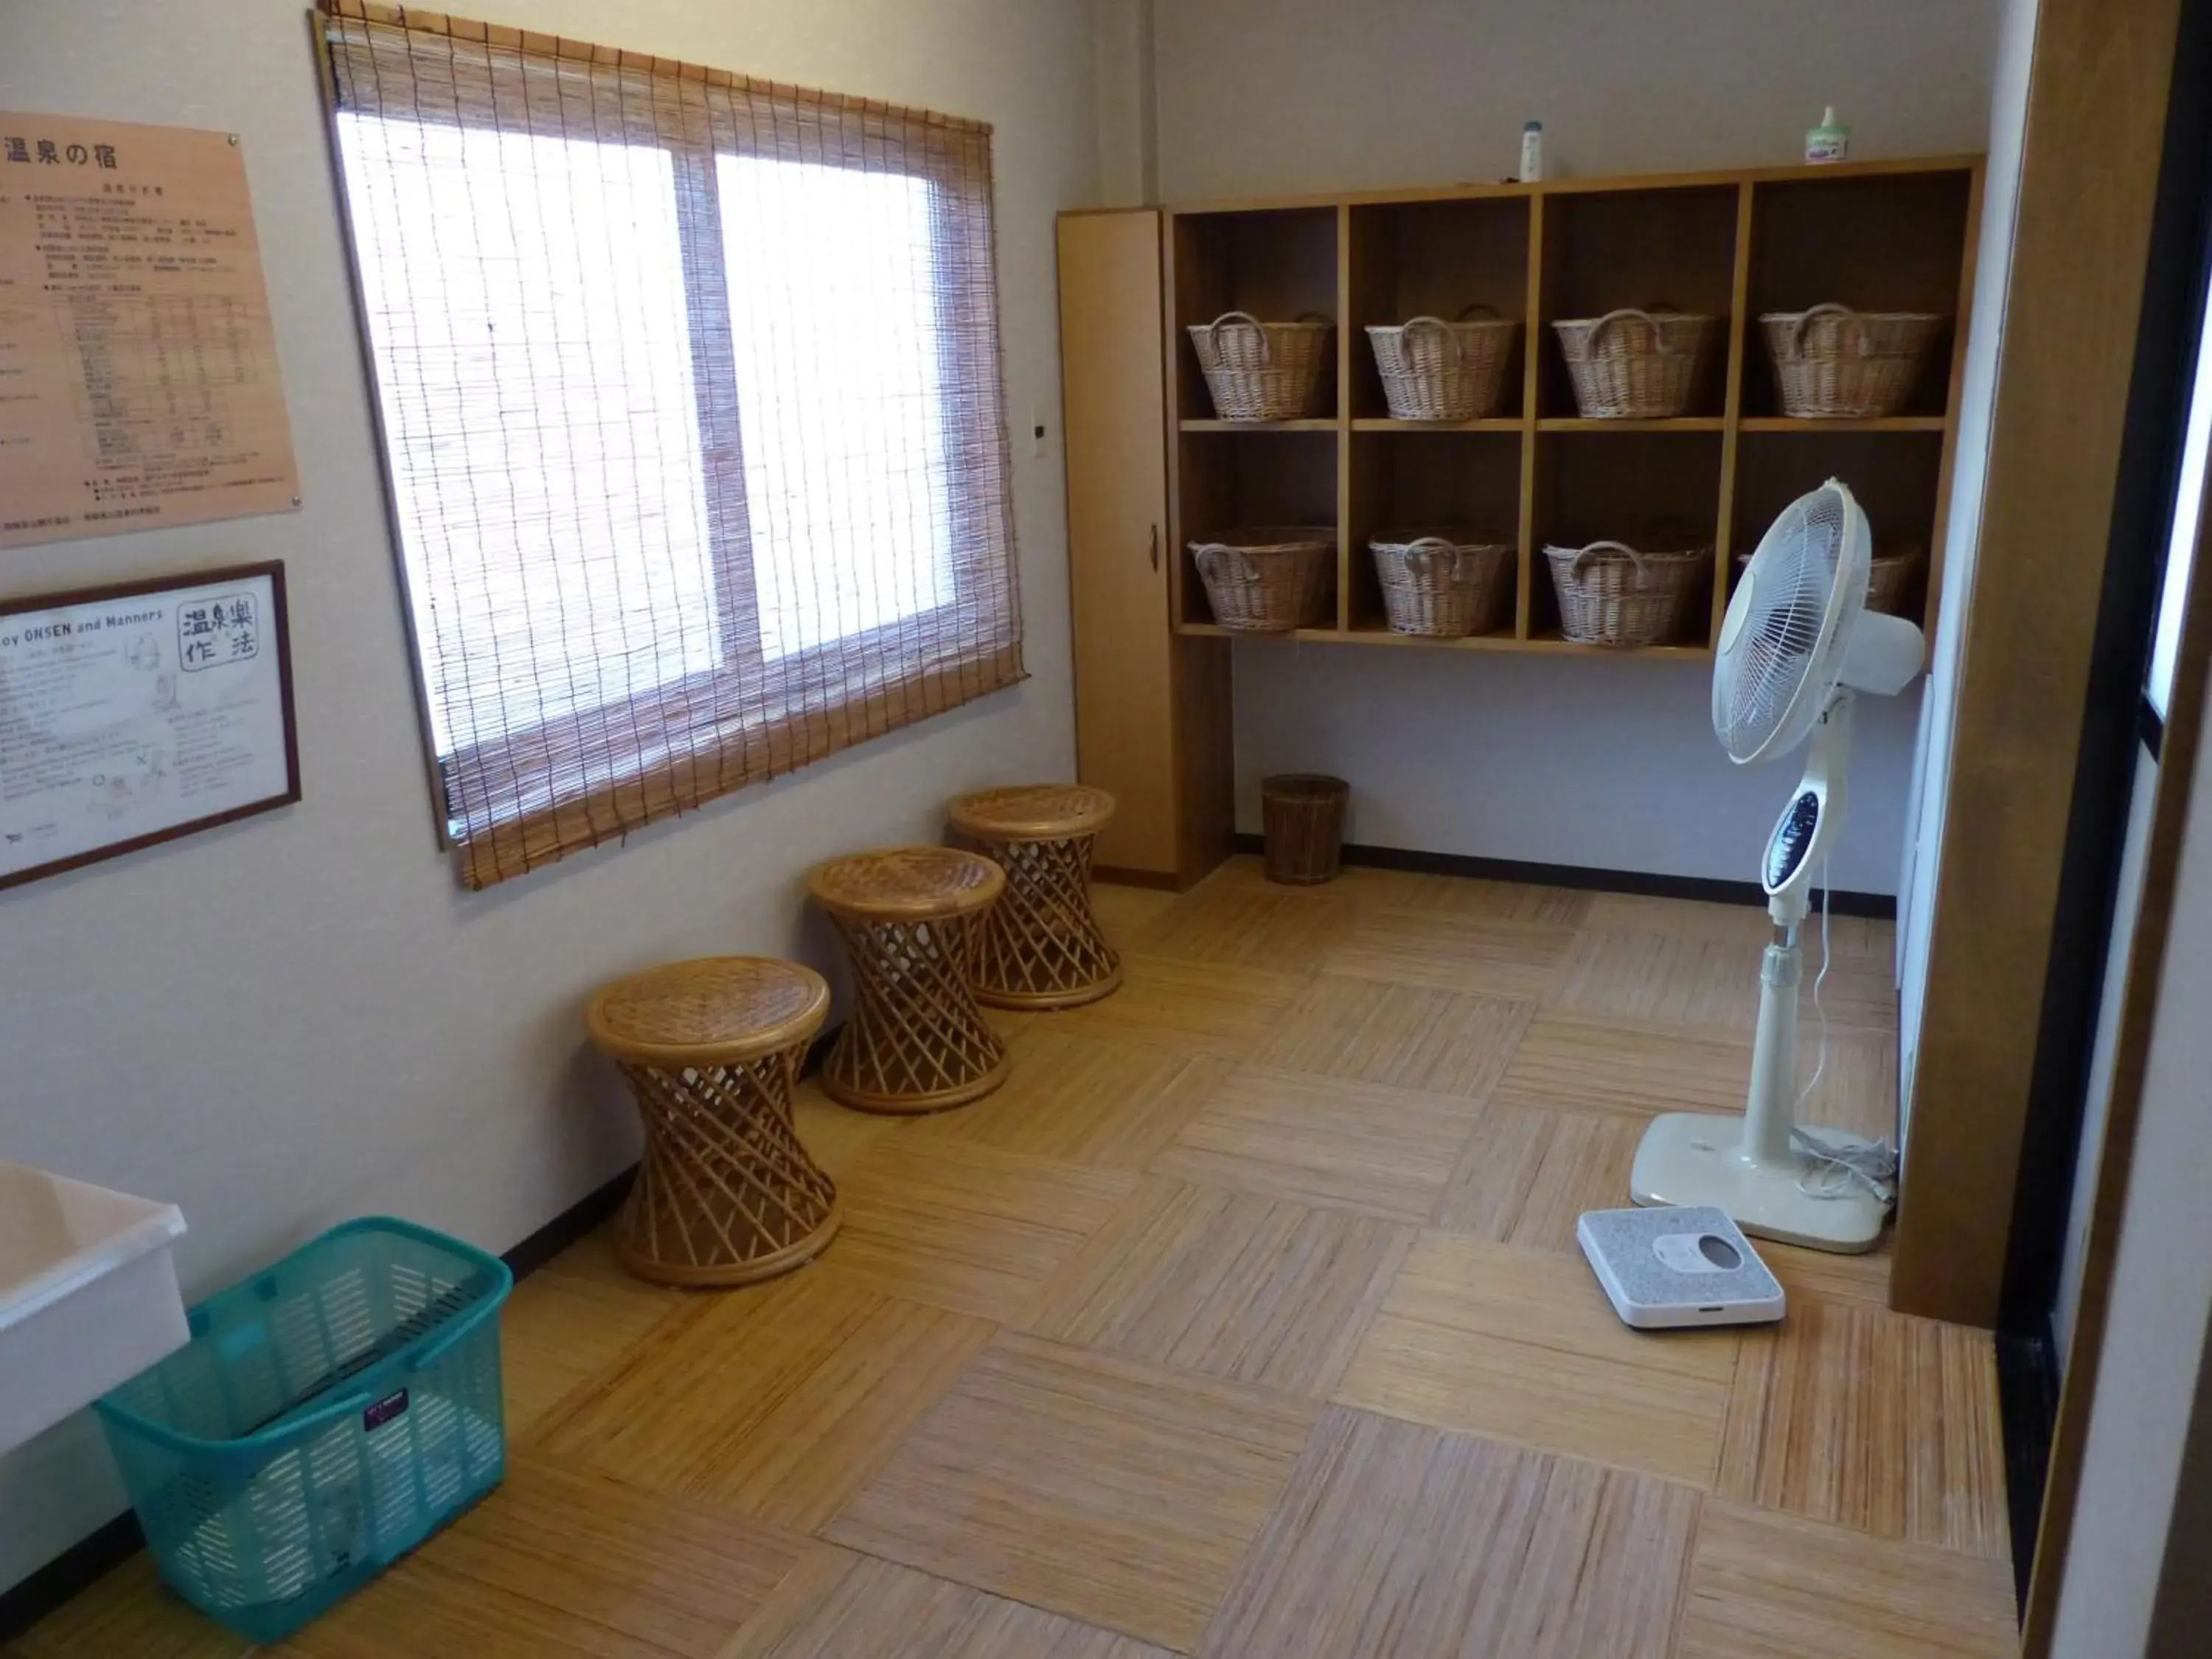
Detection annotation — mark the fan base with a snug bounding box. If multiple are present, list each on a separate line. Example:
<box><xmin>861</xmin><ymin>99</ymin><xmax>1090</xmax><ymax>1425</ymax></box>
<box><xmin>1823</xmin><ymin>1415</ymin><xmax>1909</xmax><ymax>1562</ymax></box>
<box><xmin>1630</xmin><ymin>1113</ymin><xmax>1887</xmax><ymax>1254</ymax></box>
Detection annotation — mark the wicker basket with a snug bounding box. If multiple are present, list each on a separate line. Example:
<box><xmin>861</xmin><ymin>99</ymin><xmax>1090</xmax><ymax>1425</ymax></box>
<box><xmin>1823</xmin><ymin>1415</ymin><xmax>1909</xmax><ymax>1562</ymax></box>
<box><xmin>1760</xmin><ymin>304</ymin><xmax>1946</xmax><ymax>419</ymax></box>
<box><xmin>1191</xmin><ymin>526</ymin><xmax>1335</xmax><ymax>632</ymax></box>
<box><xmin>1736</xmin><ymin>544</ymin><xmax>1921</xmax><ymax>616</ymax></box>
<box><xmin>1545</xmin><ymin>538</ymin><xmax>1711</xmax><ymax>646</ymax></box>
<box><xmin>1365</xmin><ymin>306</ymin><xmax>1520</xmax><ymax>421</ymax></box>
<box><xmin>1867</xmin><ymin>546</ymin><xmax>1921</xmax><ymax>615</ymax></box>
<box><xmin>1262</xmin><ymin>774</ymin><xmax>1349</xmax><ymax>885</ymax></box>
<box><xmin>1551</xmin><ymin>307</ymin><xmax>1720</xmax><ymax>419</ymax></box>
<box><xmin>1370</xmin><ymin>529</ymin><xmax>1515</xmax><ymax>637</ymax></box>
<box><xmin>1187</xmin><ymin>311</ymin><xmax>1334</xmax><ymax>420</ymax></box>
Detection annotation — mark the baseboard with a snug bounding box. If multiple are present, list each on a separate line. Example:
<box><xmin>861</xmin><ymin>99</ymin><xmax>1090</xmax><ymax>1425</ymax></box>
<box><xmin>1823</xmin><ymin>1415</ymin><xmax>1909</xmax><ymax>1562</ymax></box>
<box><xmin>1997</xmin><ymin>1321</ymin><xmax>2064</xmax><ymax>1611</ymax></box>
<box><xmin>499</xmin><ymin>1166</ymin><xmax>636</xmax><ymax>1280</ymax></box>
<box><xmin>0</xmin><ymin>1020</ymin><xmax>850</xmax><ymax>1641</ymax></box>
<box><xmin>1228</xmin><ymin>835</ymin><xmax>1899</xmax><ymax>919</ymax></box>
<box><xmin>0</xmin><ymin>1512</ymin><xmax>142</xmax><ymax>1647</ymax></box>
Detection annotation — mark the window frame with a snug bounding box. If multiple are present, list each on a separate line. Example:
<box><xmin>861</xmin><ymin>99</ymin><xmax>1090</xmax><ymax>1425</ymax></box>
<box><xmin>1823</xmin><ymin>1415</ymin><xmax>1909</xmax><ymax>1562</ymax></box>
<box><xmin>313</xmin><ymin>4</ymin><xmax>1021</xmax><ymax>869</ymax></box>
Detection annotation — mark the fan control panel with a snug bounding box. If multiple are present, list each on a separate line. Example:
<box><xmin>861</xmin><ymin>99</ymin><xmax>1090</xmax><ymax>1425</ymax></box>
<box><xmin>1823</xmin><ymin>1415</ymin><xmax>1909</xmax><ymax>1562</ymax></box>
<box><xmin>1766</xmin><ymin>790</ymin><xmax>1822</xmax><ymax>891</ymax></box>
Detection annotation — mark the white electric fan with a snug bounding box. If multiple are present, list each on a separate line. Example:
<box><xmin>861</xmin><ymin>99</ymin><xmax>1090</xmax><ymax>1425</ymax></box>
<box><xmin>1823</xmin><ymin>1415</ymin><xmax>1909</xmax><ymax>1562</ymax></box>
<box><xmin>1629</xmin><ymin>479</ymin><xmax>1924</xmax><ymax>1253</ymax></box>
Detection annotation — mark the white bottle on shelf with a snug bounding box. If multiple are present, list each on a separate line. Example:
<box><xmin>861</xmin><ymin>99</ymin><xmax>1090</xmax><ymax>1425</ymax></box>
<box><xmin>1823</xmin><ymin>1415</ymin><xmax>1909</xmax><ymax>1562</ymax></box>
<box><xmin>1520</xmin><ymin>121</ymin><xmax>1543</xmax><ymax>183</ymax></box>
<box><xmin>1805</xmin><ymin>107</ymin><xmax>1849</xmax><ymax>164</ymax></box>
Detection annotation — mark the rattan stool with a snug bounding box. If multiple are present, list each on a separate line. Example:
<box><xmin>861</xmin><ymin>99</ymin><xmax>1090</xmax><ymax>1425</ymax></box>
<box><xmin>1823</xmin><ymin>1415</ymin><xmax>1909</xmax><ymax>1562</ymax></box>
<box><xmin>584</xmin><ymin>956</ymin><xmax>838</xmax><ymax>1286</ymax></box>
<box><xmin>949</xmin><ymin>784</ymin><xmax>1122</xmax><ymax>1009</ymax></box>
<box><xmin>809</xmin><ymin>847</ymin><xmax>1009</xmax><ymax>1113</ymax></box>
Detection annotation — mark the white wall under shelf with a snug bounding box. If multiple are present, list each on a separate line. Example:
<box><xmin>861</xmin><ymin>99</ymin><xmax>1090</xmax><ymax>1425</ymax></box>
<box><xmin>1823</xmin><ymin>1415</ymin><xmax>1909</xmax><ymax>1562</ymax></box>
<box><xmin>1231</xmin><ymin>638</ymin><xmax>1922</xmax><ymax>894</ymax></box>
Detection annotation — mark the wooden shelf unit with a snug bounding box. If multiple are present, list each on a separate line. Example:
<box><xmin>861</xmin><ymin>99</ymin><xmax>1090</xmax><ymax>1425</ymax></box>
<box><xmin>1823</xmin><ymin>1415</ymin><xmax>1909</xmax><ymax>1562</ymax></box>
<box><xmin>1054</xmin><ymin>155</ymin><xmax>1981</xmax><ymax>883</ymax></box>
<box><xmin>1161</xmin><ymin>154</ymin><xmax>1984</xmax><ymax>659</ymax></box>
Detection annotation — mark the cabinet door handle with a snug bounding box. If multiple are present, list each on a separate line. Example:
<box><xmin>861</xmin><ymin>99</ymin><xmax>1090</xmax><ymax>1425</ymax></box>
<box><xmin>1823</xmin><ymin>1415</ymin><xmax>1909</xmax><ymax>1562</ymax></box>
<box><xmin>1149</xmin><ymin>524</ymin><xmax>1161</xmax><ymax>571</ymax></box>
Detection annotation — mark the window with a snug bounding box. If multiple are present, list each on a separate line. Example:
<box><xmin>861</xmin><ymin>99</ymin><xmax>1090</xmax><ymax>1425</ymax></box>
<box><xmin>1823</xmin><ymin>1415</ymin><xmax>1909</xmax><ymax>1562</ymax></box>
<box><xmin>2148</xmin><ymin>263</ymin><xmax>2212</xmax><ymax>721</ymax></box>
<box><xmin>320</xmin><ymin>2</ymin><xmax>1022</xmax><ymax>888</ymax></box>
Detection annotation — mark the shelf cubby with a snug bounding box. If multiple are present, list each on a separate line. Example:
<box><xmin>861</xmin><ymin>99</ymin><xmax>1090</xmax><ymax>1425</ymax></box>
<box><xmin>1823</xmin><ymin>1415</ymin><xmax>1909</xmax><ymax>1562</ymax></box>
<box><xmin>1731</xmin><ymin>429</ymin><xmax>1947</xmax><ymax>627</ymax></box>
<box><xmin>1531</xmin><ymin>431</ymin><xmax>1725</xmax><ymax>649</ymax></box>
<box><xmin>1172</xmin><ymin>428</ymin><xmax>1339</xmax><ymax>627</ymax></box>
<box><xmin>1172</xmin><ymin>207</ymin><xmax>1340</xmax><ymax>425</ymax></box>
<box><xmin>1347</xmin><ymin>195</ymin><xmax>1531</xmax><ymax>422</ymax></box>
<box><xmin>1536</xmin><ymin>184</ymin><xmax>1741</xmax><ymax>421</ymax></box>
<box><xmin>1742</xmin><ymin>168</ymin><xmax>1975</xmax><ymax>420</ymax></box>
<box><xmin>1347</xmin><ymin>431</ymin><xmax>1523</xmax><ymax>637</ymax></box>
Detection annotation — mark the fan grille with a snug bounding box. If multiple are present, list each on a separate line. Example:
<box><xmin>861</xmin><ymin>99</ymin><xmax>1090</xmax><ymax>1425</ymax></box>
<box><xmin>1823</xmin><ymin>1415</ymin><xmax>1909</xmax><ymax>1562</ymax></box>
<box><xmin>1716</xmin><ymin>484</ymin><xmax>1858</xmax><ymax>762</ymax></box>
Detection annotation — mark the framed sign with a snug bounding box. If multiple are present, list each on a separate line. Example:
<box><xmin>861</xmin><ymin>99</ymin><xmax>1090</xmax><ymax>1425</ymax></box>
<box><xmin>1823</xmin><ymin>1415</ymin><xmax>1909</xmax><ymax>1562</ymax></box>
<box><xmin>0</xmin><ymin>114</ymin><xmax>300</xmax><ymax>549</ymax></box>
<box><xmin>0</xmin><ymin>561</ymin><xmax>299</xmax><ymax>890</ymax></box>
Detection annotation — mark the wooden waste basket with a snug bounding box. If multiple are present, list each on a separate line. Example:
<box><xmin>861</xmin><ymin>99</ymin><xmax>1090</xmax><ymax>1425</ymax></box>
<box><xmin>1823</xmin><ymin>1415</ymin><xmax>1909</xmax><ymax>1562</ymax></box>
<box><xmin>1260</xmin><ymin>773</ymin><xmax>1349</xmax><ymax>885</ymax></box>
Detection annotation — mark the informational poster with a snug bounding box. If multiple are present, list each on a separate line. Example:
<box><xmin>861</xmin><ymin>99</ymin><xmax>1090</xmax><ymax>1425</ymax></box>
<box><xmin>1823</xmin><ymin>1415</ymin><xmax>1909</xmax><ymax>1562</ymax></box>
<box><xmin>0</xmin><ymin>114</ymin><xmax>299</xmax><ymax>550</ymax></box>
<box><xmin>0</xmin><ymin>562</ymin><xmax>299</xmax><ymax>889</ymax></box>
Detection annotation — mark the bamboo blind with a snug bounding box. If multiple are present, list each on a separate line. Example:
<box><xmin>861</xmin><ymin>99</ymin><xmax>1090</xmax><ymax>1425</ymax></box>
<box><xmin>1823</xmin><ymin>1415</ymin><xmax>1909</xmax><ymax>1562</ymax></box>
<box><xmin>318</xmin><ymin>1</ymin><xmax>1023</xmax><ymax>888</ymax></box>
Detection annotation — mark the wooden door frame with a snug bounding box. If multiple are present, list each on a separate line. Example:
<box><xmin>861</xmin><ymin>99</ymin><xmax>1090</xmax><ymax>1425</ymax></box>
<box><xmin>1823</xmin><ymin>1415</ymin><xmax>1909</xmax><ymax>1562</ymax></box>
<box><xmin>1893</xmin><ymin>0</ymin><xmax>2183</xmax><ymax>1327</ymax></box>
<box><xmin>2022</xmin><ymin>36</ymin><xmax>2212</xmax><ymax>1630</ymax></box>
<box><xmin>1893</xmin><ymin>0</ymin><xmax>2212</xmax><ymax>1643</ymax></box>
<box><xmin>2034</xmin><ymin>434</ymin><xmax>2212</xmax><ymax>1651</ymax></box>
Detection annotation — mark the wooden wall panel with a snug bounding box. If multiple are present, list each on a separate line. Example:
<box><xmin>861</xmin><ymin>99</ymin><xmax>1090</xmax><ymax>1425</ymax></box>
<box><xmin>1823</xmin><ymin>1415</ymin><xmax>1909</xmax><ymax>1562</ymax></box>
<box><xmin>1893</xmin><ymin>0</ymin><xmax>2183</xmax><ymax>1326</ymax></box>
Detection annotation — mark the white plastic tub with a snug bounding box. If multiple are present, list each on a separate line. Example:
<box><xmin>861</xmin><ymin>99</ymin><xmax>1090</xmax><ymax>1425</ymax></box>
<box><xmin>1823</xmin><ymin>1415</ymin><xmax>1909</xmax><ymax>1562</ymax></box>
<box><xmin>0</xmin><ymin>1162</ymin><xmax>187</xmax><ymax>1456</ymax></box>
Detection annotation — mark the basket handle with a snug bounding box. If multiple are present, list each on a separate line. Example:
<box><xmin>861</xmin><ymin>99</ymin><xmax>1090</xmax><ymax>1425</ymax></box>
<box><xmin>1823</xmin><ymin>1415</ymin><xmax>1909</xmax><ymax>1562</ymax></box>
<box><xmin>1456</xmin><ymin>302</ymin><xmax>1502</xmax><ymax>321</ymax></box>
<box><xmin>1569</xmin><ymin>539</ymin><xmax>1647</xmax><ymax>577</ymax></box>
<box><xmin>1192</xmin><ymin>543</ymin><xmax>1259</xmax><ymax>585</ymax></box>
<box><xmin>1402</xmin><ymin>535</ymin><xmax>1467</xmax><ymax>580</ymax></box>
<box><xmin>1787</xmin><ymin>302</ymin><xmax>1871</xmax><ymax>358</ymax></box>
<box><xmin>1585</xmin><ymin>307</ymin><xmax>1677</xmax><ymax>357</ymax></box>
<box><xmin>1398</xmin><ymin>316</ymin><xmax>1465</xmax><ymax>366</ymax></box>
<box><xmin>1206</xmin><ymin>310</ymin><xmax>1271</xmax><ymax>364</ymax></box>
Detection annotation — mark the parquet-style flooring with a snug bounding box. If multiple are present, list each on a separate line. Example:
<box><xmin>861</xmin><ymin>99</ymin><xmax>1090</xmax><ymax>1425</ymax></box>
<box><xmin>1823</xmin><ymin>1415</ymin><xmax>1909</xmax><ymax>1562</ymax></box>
<box><xmin>13</xmin><ymin>860</ymin><xmax>2018</xmax><ymax>1659</ymax></box>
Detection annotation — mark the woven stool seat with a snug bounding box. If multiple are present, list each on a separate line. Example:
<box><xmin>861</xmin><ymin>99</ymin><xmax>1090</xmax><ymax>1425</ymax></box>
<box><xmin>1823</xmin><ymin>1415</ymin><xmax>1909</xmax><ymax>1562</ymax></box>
<box><xmin>585</xmin><ymin>957</ymin><xmax>838</xmax><ymax>1286</ymax></box>
<box><xmin>948</xmin><ymin>784</ymin><xmax>1117</xmax><ymax>843</ymax></box>
<box><xmin>809</xmin><ymin>847</ymin><xmax>1009</xmax><ymax>1113</ymax></box>
<box><xmin>950</xmin><ymin>784</ymin><xmax>1121</xmax><ymax>1009</ymax></box>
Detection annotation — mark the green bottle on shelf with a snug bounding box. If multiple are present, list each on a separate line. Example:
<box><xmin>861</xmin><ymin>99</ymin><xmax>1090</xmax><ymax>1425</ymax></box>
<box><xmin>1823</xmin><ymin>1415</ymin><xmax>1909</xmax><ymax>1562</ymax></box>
<box><xmin>1805</xmin><ymin>107</ymin><xmax>1850</xmax><ymax>164</ymax></box>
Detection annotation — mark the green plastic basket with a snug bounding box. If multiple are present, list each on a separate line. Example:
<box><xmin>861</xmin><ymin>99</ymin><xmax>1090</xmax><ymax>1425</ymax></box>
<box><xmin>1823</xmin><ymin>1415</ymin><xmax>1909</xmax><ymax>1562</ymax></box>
<box><xmin>94</xmin><ymin>1216</ymin><xmax>511</xmax><ymax>1643</ymax></box>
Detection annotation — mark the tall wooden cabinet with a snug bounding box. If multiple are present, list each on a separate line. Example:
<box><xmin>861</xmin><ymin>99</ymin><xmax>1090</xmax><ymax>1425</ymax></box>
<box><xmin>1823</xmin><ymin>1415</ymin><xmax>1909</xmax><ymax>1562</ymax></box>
<box><xmin>1057</xmin><ymin>209</ymin><xmax>1231</xmax><ymax>886</ymax></box>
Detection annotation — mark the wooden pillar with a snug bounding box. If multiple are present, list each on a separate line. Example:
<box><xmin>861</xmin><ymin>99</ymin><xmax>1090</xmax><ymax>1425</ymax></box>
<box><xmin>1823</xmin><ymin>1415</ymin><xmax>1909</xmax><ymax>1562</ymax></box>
<box><xmin>1893</xmin><ymin>0</ymin><xmax>2183</xmax><ymax>1326</ymax></box>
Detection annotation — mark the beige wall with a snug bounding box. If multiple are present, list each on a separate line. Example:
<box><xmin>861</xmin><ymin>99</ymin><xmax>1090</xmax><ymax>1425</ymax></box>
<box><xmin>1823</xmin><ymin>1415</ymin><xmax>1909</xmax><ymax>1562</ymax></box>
<box><xmin>1152</xmin><ymin>0</ymin><xmax>1996</xmax><ymax>201</ymax></box>
<box><xmin>0</xmin><ymin>0</ymin><xmax>1097</xmax><ymax>1592</ymax></box>
<box><xmin>1096</xmin><ymin>0</ymin><xmax>1158</xmax><ymax>205</ymax></box>
<box><xmin>1138</xmin><ymin>0</ymin><xmax>1999</xmax><ymax>891</ymax></box>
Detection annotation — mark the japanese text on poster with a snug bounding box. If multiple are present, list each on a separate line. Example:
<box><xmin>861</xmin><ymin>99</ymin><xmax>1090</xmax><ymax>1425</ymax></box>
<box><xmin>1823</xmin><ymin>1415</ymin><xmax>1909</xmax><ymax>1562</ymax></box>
<box><xmin>0</xmin><ymin>114</ymin><xmax>299</xmax><ymax>549</ymax></box>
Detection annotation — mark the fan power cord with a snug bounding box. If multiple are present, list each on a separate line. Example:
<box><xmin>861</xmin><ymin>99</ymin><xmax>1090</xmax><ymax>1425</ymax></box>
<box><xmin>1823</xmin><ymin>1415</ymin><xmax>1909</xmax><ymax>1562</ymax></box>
<box><xmin>1792</xmin><ymin>1127</ymin><xmax>1899</xmax><ymax>1206</ymax></box>
<box><xmin>1793</xmin><ymin>852</ymin><xmax>1836</xmax><ymax>1116</ymax></box>
<box><xmin>1787</xmin><ymin>855</ymin><xmax>1898</xmax><ymax>1207</ymax></box>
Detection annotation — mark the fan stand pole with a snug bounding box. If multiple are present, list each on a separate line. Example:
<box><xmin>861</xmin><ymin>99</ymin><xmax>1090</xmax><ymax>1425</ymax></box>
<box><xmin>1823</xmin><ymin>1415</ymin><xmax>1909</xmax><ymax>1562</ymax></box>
<box><xmin>1742</xmin><ymin>925</ymin><xmax>1801</xmax><ymax>1166</ymax></box>
<box><xmin>1628</xmin><ymin>946</ymin><xmax>1886</xmax><ymax>1251</ymax></box>
<box><xmin>1628</xmin><ymin>700</ymin><xmax>1888</xmax><ymax>1254</ymax></box>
